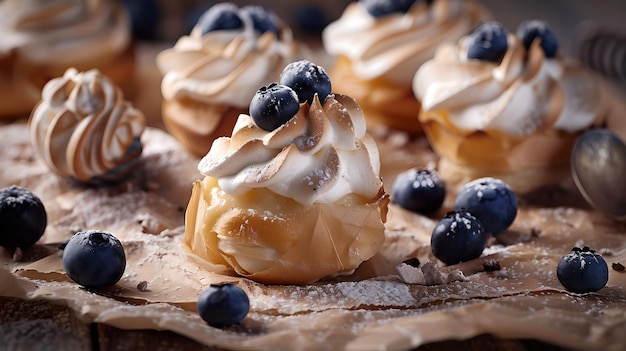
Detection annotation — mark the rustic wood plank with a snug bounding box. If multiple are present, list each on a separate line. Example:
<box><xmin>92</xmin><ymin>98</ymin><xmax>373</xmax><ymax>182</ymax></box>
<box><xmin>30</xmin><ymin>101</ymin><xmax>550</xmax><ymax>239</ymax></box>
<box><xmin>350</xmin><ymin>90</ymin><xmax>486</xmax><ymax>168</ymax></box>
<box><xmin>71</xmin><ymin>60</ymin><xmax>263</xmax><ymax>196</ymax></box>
<box><xmin>0</xmin><ymin>297</ymin><xmax>92</xmax><ymax>351</ymax></box>
<box><xmin>95</xmin><ymin>324</ymin><xmax>222</xmax><ymax>351</ymax></box>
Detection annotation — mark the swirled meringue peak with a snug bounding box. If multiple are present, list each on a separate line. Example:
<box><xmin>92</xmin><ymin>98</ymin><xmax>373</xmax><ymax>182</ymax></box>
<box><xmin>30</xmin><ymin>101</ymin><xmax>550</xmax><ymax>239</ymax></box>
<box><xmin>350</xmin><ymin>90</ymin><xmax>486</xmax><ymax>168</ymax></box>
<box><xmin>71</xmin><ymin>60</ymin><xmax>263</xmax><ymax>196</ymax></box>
<box><xmin>323</xmin><ymin>0</ymin><xmax>488</xmax><ymax>85</ymax></box>
<box><xmin>156</xmin><ymin>4</ymin><xmax>301</xmax><ymax>108</ymax></box>
<box><xmin>29</xmin><ymin>68</ymin><xmax>146</xmax><ymax>184</ymax></box>
<box><xmin>198</xmin><ymin>93</ymin><xmax>383</xmax><ymax>206</ymax></box>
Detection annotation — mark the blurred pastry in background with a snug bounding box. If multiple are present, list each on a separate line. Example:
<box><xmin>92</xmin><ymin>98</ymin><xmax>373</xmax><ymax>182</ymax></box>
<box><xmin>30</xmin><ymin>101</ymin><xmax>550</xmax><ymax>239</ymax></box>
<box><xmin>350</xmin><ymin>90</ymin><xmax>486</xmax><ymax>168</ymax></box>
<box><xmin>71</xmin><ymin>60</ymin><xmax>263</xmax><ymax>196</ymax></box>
<box><xmin>156</xmin><ymin>3</ymin><xmax>308</xmax><ymax>157</ymax></box>
<box><xmin>0</xmin><ymin>0</ymin><xmax>135</xmax><ymax>119</ymax></box>
<box><xmin>323</xmin><ymin>0</ymin><xmax>488</xmax><ymax>135</ymax></box>
<box><xmin>414</xmin><ymin>20</ymin><xmax>622</xmax><ymax>193</ymax></box>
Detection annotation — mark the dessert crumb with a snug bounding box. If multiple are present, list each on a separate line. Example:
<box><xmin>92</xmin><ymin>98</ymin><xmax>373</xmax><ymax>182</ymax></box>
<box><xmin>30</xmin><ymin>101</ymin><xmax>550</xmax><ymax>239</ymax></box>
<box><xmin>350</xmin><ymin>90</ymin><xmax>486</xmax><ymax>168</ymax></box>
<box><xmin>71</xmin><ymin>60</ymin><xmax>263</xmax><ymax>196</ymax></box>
<box><xmin>403</xmin><ymin>257</ymin><xmax>420</xmax><ymax>268</ymax></box>
<box><xmin>530</xmin><ymin>227</ymin><xmax>542</xmax><ymax>237</ymax></box>
<box><xmin>483</xmin><ymin>259</ymin><xmax>502</xmax><ymax>272</ymax></box>
<box><xmin>397</xmin><ymin>262</ymin><xmax>467</xmax><ymax>285</ymax></box>
<box><xmin>137</xmin><ymin>281</ymin><xmax>150</xmax><ymax>292</ymax></box>
<box><xmin>612</xmin><ymin>262</ymin><xmax>625</xmax><ymax>272</ymax></box>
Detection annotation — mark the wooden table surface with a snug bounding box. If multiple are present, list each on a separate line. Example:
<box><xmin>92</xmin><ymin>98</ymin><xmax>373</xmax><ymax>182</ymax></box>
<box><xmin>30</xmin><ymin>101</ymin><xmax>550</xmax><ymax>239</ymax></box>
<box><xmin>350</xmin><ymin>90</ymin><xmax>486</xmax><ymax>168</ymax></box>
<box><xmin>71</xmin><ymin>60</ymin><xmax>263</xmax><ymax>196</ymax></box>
<box><xmin>1</xmin><ymin>296</ymin><xmax>578</xmax><ymax>351</ymax></box>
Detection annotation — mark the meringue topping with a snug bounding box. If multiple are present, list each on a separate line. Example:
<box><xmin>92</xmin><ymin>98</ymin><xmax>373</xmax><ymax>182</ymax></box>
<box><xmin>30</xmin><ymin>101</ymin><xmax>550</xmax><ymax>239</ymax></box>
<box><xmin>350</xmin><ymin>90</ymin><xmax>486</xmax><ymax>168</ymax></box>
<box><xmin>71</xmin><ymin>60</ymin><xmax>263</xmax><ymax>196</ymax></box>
<box><xmin>323</xmin><ymin>0</ymin><xmax>488</xmax><ymax>86</ymax></box>
<box><xmin>157</xmin><ymin>11</ymin><xmax>301</xmax><ymax>108</ymax></box>
<box><xmin>29</xmin><ymin>68</ymin><xmax>146</xmax><ymax>183</ymax></box>
<box><xmin>198</xmin><ymin>94</ymin><xmax>382</xmax><ymax>206</ymax></box>
<box><xmin>414</xmin><ymin>34</ymin><xmax>609</xmax><ymax>136</ymax></box>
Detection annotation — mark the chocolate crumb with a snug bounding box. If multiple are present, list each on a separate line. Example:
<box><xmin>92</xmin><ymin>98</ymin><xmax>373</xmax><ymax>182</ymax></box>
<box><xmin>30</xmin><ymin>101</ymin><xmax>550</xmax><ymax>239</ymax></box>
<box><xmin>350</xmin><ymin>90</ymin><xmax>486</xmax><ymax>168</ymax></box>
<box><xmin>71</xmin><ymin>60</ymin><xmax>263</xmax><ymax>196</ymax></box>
<box><xmin>482</xmin><ymin>259</ymin><xmax>501</xmax><ymax>272</ymax></box>
<box><xmin>137</xmin><ymin>281</ymin><xmax>150</xmax><ymax>292</ymax></box>
<box><xmin>612</xmin><ymin>262</ymin><xmax>625</xmax><ymax>271</ymax></box>
<box><xmin>403</xmin><ymin>257</ymin><xmax>421</xmax><ymax>268</ymax></box>
<box><xmin>530</xmin><ymin>227</ymin><xmax>542</xmax><ymax>237</ymax></box>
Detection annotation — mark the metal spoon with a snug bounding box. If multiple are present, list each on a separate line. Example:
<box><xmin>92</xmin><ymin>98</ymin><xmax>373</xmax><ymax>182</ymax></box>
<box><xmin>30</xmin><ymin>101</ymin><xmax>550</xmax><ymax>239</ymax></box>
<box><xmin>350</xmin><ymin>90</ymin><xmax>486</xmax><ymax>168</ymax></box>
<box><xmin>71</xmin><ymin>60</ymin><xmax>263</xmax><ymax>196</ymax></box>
<box><xmin>571</xmin><ymin>128</ymin><xmax>626</xmax><ymax>221</ymax></box>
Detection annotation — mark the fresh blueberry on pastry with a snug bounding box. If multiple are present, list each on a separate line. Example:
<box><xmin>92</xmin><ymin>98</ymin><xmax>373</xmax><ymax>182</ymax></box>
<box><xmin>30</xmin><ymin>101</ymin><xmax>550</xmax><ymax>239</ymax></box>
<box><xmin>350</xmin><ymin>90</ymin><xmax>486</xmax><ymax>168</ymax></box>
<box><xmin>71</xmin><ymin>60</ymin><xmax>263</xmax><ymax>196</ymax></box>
<box><xmin>197</xmin><ymin>3</ymin><xmax>244</xmax><ymax>35</ymax></box>
<box><xmin>360</xmin><ymin>0</ymin><xmax>418</xmax><ymax>18</ymax></box>
<box><xmin>249</xmin><ymin>83</ymin><xmax>300</xmax><ymax>131</ymax></box>
<box><xmin>517</xmin><ymin>20</ymin><xmax>559</xmax><ymax>58</ymax></box>
<box><xmin>279</xmin><ymin>60</ymin><xmax>332</xmax><ymax>104</ymax></box>
<box><xmin>240</xmin><ymin>5</ymin><xmax>279</xmax><ymax>35</ymax></box>
<box><xmin>466</xmin><ymin>21</ymin><xmax>509</xmax><ymax>62</ymax></box>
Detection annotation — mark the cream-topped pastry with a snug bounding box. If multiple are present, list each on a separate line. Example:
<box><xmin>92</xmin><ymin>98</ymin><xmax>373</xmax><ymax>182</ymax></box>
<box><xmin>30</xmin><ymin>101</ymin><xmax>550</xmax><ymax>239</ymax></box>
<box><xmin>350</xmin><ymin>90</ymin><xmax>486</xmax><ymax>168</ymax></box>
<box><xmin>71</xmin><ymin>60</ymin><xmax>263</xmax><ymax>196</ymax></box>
<box><xmin>0</xmin><ymin>0</ymin><xmax>134</xmax><ymax>119</ymax></box>
<box><xmin>185</xmin><ymin>61</ymin><xmax>388</xmax><ymax>284</ymax></box>
<box><xmin>156</xmin><ymin>3</ymin><xmax>305</xmax><ymax>157</ymax></box>
<box><xmin>323</xmin><ymin>0</ymin><xmax>488</xmax><ymax>134</ymax></box>
<box><xmin>414</xmin><ymin>20</ymin><xmax>618</xmax><ymax>193</ymax></box>
<box><xmin>29</xmin><ymin>68</ymin><xmax>145</xmax><ymax>183</ymax></box>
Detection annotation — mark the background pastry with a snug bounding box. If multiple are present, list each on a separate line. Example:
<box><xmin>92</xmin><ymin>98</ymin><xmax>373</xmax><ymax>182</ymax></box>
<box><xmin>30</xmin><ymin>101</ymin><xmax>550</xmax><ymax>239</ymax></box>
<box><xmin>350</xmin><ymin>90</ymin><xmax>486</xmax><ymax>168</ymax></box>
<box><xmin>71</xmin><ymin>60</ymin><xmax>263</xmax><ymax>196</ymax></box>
<box><xmin>185</xmin><ymin>61</ymin><xmax>388</xmax><ymax>284</ymax></box>
<box><xmin>323</xmin><ymin>0</ymin><xmax>488</xmax><ymax>134</ymax></box>
<box><xmin>414</xmin><ymin>20</ymin><xmax>621</xmax><ymax>193</ymax></box>
<box><xmin>0</xmin><ymin>0</ymin><xmax>135</xmax><ymax>119</ymax></box>
<box><xmin>156</xmin><ymin>3</ymin><xmax>306</xmax><ymax>157</ymax></box>
<box><xmin>29</xmin><ymin>68</ymin><xmax>145</xmax><ymax>184</ymax></box>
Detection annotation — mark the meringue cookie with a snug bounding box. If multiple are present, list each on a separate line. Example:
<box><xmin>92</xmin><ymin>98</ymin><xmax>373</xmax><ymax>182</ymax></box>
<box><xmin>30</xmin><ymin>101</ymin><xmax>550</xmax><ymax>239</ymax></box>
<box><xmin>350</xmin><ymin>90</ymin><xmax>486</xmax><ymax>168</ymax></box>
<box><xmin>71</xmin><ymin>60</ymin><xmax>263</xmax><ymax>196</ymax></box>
<box><xmin>29</xmin><ymin>68</ymin><xmax>145</xmax><ymax>183</ymax></box>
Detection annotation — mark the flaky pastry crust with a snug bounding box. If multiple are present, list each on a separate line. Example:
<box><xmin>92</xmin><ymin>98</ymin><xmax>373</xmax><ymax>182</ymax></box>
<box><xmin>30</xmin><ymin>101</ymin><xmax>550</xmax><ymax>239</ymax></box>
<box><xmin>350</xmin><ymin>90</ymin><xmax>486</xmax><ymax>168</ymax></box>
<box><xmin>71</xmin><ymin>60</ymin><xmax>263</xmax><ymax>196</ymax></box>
<box><xmin>185</xmin><ymin>176</ymin><xmax>388</xmax><ymax>284</ymax></box>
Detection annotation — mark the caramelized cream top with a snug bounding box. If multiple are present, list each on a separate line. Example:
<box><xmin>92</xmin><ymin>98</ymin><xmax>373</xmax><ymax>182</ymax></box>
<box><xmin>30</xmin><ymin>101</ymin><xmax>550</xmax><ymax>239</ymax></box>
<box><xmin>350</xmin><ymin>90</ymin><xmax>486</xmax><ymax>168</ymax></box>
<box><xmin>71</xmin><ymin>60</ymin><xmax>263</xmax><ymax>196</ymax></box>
<box><xmin>198</xmin><ymin>94</ymin><xmax>383</xmax><ymax>205</ymax></box>
<box><xmin>414</xmin><ymin>34</ymin><xmax>609</xmax><ymax>136</ymax></box>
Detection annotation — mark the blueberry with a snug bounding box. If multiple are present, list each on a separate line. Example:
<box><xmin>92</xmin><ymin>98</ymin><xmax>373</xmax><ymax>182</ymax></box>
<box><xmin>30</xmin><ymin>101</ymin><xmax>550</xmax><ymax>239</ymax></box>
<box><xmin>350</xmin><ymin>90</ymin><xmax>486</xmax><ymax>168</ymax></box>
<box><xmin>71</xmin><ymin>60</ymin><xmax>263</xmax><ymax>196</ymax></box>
<box><xmin>391</xmin><ymin>168</ymin><xmax>446</xmax><ymax>214</ymax></box>
<box><xmin>196</xmin><ymin>3</ymin><xmax>243</xmax><ymax>36</ymax></box>
<box><xmin>279</xmin><ymin>60</ymin><xmax>332</xmax><ymax>104</ymax></box>
<box><xmin>557</xmin><ymin>247</ymin><xmax>609</xmax><ymax>294</ymax></box>
<box><xmin>467</xmin><ymin>21</ymin><xmax>509</xmax><ymax>62</ymax></box>
<box><xmin>197</xmin><ymin>283</ymin><xmax>250</xmax><ymax>328</ymax></box>
<box><xmin>240</xmin><ymin>5</ymin><xmax>279</xmax><ymax>35</ymax></box>
<box><xmin>360</xmin><ymin>0</ymin><xmax>418</xmax><ymax>18</ymax></box>
<box><xmin>454</xmin><ymin>177</ymin><xmax>517</xmax><ymax>235</ymax></box>
<box><xmin>517</xmin><ymin>20</ymin><xmax>559</xmax><ymax>58</ymax></box>
<box><xmin>62</xmin><ymin>230</ymin><xmax>126</xmax><ymax>289</ymax></box>
<box><xmin>250</xmin><ymin>83</ymin><xmax>299</xmax><ymax>131</ymax></box>
<box><xmin>0</xmin><ymin>185</ymin><xmax>47</xmax><ymax>249</ymax></box>
<box><xmin>120</xmin><ymin>0</ymin><xmax>161</xmax><ymax>40</ymax></box>
<box><xmin>295</xmin><ymin>4</ymin><xmax>329</xmax><ymax>35</ymax></box>
<box><xmin>431</xmin><ymin>210</ymin><xmax>489</xmax><ymax>265</ymax></box>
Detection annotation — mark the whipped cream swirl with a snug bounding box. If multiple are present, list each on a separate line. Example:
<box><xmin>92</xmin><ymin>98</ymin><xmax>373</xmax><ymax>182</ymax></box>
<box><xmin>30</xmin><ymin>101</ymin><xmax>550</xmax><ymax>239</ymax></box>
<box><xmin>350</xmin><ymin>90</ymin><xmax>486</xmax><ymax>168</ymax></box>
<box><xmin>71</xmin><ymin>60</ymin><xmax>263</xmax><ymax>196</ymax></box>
<box><xmin>157</xmin><ymin>12</ymin><xmax>301</xmax><ymax>108</ymax></box>
<box><xmin>0</xmin><ymin>0</ymin><xmax>130</xmax><ymax>66</ymax></box>
<box><xmin>198</xmin><ymin>94</ymin><xmax>383</xmax><ymax>205</ymax></box>
<box><xmin>414</xmin><ymin>34</ymin><xmax>608</xmax><ymax>136</ymax></box>
<box><xmin>323</xmin><ymin>0</ymin><xmax>487</xmax><ymax>85</ymax></box>
<box><xmin>29</xmin><ymin>68</ymin><xmax>146</xmax><ymax>183</ymax></box>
